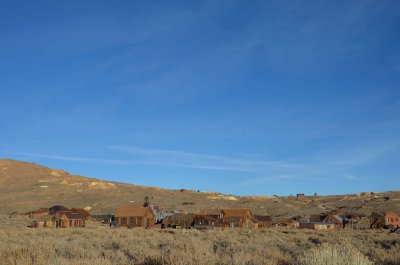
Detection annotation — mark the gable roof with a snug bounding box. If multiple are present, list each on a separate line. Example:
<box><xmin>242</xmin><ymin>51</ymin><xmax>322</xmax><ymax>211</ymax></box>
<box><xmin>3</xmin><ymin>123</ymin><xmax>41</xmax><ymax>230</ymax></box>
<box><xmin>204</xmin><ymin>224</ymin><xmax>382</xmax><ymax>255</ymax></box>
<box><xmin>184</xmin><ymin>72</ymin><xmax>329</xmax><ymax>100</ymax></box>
<box><xmin>222</xmin><ymin>208</ymin><xmax>252</xmax><ymax>218</ymax></box>
<box><xmin>115</xmin><ymin>204</ymin><xmax>154</xmax><ymax>217</ymax></box>
<box><xmin>62</xmin><ymin>213</ymin><xmax>85</xmax><ymax>220</ymax></box>
<box><xmin>71</xmin><ymin>208</ymin><xmax>92</xmax><ymax>220</ymax></box>
<box><xmin>254</xmin><ymin>215</ymin><xmax>272</xmax><ymax>222</ymax></box>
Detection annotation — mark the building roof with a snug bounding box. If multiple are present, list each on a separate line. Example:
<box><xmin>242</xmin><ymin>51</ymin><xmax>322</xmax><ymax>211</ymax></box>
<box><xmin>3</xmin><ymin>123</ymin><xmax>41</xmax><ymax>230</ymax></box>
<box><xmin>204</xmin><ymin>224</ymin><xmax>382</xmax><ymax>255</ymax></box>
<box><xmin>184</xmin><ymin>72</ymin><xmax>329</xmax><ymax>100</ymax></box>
<box><xmin>64</xmin><ymin>213</ymin><xmax>85</xmax><ymax>220</ymax></box>
<box><xmin>49</xmin><ymin>205</ymin><xmax>70</xmax><ymax>214</ymax></box>
<box><xmin>222</xmin><ymin>208</ymin><xmax>252</xmax><ymax>218</ymax></box>
<box><xmin>115</xmin><ymin>204</ymin><xmax>154</xmax><ymax>217</ymax></box>
<box><xmin>162</xmin><ymin>213</ymin><xmax>196</xmax><ymax>224</ymax></box>
<box><xmin>71</xmin><ymin>208</ymin><xmax>92</xmax><ymax>220</ymax></box>
<box><xmin>253</xmin><ymin>215</ymin><xmax>272</xmax><ymax>222</ymax></box>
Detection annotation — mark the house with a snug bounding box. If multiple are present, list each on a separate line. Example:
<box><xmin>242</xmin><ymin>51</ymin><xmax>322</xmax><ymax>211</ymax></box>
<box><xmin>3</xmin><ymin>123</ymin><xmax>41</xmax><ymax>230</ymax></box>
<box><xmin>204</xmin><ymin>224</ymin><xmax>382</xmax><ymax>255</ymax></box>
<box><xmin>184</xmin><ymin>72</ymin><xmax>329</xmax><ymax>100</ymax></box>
<box><xmin>30</xmin><ymin>215</ymin><xmax>54</xmax><ymax>228</ymax></box>
<box><xmin>296</xmin><ymin>194</ymin><xmax>305</xmax><ymax>200</ymax></box>
<box><xmin>54</xmin><ymin>213</ymin><xmax>85</xmax><ymax>228</ymax></box>
<box><xmin>150</xmin><ymin>205</ymin><xmax>174</xmax><ymax>223</ymax></box>
<box><xmin>253</xmin><ymin>215</ymin><xmax>272</xmax><ymax>228</ymax></box>
<box><xmin>49</xmin><ymin>205</ymin><xmax>70</xmax><ymax>214</ymax></box>
<box><xmin>28</xmin><ymin>208</ymin><xmax>50</xmax><ymax>219</ymax></box>
<box><xmin>385</xmin><ymin>212</ymin><xmax>400</xmax><ymax>229</ymax></box>
<box><xmin>298</xmin><ymin>222</ymin><xmax>337</xmax><ymax>230</ymax></box>
<box><xmin>370</xmin><ymin>212</ymin><xmax>385</xmax><ymax>229</ymax></box>
<box><xmin>193</xmin><ymin>215</ymin><xmax>217</xmax><ymax>230</ymax></box>
<box><xmin>325</xmin><ymin>215</ymin><xmax>345</xmax><ymax>229</ymax></box>
<box><xmin>162</xmin><ymin>214</ymin><xmax>196</xmax><ymax>229</ymax></box>
<box><xmin>217</xmin><ymin>208</ymin><xmax>254</xmax><ymax>228</ymax></box>
<box><xmin>71</xmin><ymin>208</ymin><xmax>92</xmax><ymax>220</ymax></box>
<box><xmin>114</xmin><ymin>204</ymin><xmax>155</xmax><ymax>228</ymax></box>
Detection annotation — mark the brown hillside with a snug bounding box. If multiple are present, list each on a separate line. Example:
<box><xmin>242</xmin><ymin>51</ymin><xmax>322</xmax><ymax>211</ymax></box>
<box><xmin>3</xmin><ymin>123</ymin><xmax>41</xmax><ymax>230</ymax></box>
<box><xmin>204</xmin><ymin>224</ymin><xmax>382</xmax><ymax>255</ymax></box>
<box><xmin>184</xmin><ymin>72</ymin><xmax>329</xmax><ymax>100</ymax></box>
<box><xmin>0</xmin><ymin>159</ymin><xmax>399</xmax><ymax>217</ymax></box>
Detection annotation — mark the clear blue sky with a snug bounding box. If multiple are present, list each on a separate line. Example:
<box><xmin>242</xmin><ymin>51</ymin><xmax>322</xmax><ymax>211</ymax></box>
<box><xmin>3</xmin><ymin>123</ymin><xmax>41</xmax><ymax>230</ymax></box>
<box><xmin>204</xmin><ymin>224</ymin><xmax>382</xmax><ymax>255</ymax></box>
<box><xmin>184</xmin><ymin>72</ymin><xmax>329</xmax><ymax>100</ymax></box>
<box><xmin>1</xmin><ymin>1</ymin><xmax>399</xmax><ymax>196</ymax></box>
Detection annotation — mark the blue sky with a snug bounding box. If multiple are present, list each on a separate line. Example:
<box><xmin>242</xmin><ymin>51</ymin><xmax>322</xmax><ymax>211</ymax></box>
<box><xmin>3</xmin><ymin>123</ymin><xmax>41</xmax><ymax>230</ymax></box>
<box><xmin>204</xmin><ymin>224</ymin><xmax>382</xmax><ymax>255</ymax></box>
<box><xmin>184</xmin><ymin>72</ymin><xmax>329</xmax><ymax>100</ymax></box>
<box><xmin>1</xmin><ymin>1</ymin><xmax>399</xmax><ymax>196</ymax></box>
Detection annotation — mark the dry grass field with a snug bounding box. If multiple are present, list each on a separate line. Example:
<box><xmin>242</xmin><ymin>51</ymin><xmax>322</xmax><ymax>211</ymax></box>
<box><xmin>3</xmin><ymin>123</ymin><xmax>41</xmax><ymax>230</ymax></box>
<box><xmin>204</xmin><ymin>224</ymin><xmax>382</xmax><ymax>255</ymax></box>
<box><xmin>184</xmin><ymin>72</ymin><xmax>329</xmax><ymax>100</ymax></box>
<box><xmin>1</xmin><ymin>215</ymin><xmax>399</xmax><ymax>265</ymax></box>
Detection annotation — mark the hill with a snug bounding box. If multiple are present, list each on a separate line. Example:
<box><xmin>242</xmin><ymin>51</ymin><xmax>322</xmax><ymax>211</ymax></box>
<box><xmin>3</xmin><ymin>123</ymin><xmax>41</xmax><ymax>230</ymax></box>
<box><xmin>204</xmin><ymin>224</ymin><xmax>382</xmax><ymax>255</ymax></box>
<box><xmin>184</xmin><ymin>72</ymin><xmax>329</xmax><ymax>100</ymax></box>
<box><xmin>0</xmin><ymin>158</ymin><xmax>399</xmax><ymax>216</ymax></box>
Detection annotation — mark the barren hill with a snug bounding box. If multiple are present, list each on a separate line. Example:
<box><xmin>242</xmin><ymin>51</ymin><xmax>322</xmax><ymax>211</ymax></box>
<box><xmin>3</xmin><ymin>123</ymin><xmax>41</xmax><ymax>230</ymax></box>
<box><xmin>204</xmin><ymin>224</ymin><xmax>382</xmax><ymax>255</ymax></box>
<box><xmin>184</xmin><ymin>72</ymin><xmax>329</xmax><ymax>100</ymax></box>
<box><xmin>1</xmin><ymin>159</ymin><xmax>399</xmax><ymax>217</ymax></box>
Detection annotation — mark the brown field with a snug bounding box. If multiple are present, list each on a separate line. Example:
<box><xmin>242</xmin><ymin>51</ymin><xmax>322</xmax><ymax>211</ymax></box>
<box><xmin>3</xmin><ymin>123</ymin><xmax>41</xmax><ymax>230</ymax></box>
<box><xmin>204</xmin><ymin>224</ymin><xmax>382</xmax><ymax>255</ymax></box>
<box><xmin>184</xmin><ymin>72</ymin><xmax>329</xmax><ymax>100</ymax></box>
<box><xmin>1</xmin><ymin>215</ymin><xmax>399</xmax><ymax>265</ymax></box>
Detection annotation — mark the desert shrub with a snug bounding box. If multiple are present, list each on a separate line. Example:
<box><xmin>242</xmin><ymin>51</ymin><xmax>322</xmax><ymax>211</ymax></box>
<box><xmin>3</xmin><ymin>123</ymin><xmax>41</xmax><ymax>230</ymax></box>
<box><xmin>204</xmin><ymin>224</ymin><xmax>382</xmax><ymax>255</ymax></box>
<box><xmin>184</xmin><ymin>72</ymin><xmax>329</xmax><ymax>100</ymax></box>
<box><xmin>297</xmin><ymin>243</ymin><xmax>373</xmax><ymax>265</ymax></box>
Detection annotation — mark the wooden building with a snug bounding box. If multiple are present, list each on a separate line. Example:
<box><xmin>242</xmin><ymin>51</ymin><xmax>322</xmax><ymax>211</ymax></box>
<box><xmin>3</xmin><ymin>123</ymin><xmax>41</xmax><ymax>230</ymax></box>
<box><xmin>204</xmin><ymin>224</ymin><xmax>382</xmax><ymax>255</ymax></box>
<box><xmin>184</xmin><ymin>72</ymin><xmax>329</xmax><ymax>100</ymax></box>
<box><xmin>370</xmin><ymin>212</ymin><xmax>385</xmax><ymax>229</ymax></box>
<box><xmin>115</xmin><ymin>204</ymin><xmax>155</xmax><ymax>228</ymax></box>
<box><xmin>162</xmin><ymin>213</ymin><xmax>195</xmax><ymax>229</ymax></box>
<box><xmin>30</xmin><ymin>215</ymin><xmax>54</xmax><ymax>228</ymax></box>
<box><xmin>193</xmin><ymin>215</ymin><xmax>217</xmax><ymax>230</ymax></box>
<box><xmin>253</xmin><ymin>215</ymin><xmax>272</xmax><ymax>228</ymax></box>
<box><xmin>217</xmin><ymin>208</ymin><xmax>254</xmax><ymax>228</ymax></box>
<box><xmin>385</xmin><ymin>212</ymin><xmax>400</xmax><ymax>229</ymax></box>
<box><xmin>28</xmin><ymin>208</ymin><xmax>50</xmax><ymax>219</ymax></box>
<box><xmin>53</xmin><ymin>213</ymin><xmax>85</xmax><ymax>228</ymax></box>
<box><xmin>71</xmin><ymin>208</ymin><xmax>92</xmax><ymax>220</ymax></box>
<box><xmin>298</xmin><ymin>222</ymin><xmax>337</xmax><ymax>230</ymax></box>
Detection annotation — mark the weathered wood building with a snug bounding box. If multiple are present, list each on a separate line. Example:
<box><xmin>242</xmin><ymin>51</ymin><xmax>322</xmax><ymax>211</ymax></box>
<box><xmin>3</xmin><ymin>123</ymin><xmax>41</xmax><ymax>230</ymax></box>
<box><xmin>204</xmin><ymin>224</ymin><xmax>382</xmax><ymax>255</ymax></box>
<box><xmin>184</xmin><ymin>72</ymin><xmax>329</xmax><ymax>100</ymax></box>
<box><xmin>115</xmin><ymin>204</ymin><xmax>155</xmax><ymax>228</ymax></box>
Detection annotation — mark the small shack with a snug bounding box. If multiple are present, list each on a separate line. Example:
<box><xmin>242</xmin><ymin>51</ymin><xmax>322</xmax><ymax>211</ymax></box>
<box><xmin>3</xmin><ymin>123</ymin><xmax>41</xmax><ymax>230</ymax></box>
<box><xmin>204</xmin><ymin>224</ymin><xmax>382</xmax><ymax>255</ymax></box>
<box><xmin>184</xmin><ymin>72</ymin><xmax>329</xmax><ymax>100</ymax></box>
<box><xmin>193</xmin><ymin>215</ymin><xmax>217</xmax><ymax>230</ymax></box>
<box><xmin>115</xmin><ymin>204</ymin><xmax>155</xmax><ymax>228</ymax></box>
<box><xmin>162</xmin><ymin>213</ymin><xmax>196</xmax><ymax>229</ymax></box>
<box><xmin>253</xmin><ymin>215</ymin><xmax>272</xmax><ymax>228</ymax></box>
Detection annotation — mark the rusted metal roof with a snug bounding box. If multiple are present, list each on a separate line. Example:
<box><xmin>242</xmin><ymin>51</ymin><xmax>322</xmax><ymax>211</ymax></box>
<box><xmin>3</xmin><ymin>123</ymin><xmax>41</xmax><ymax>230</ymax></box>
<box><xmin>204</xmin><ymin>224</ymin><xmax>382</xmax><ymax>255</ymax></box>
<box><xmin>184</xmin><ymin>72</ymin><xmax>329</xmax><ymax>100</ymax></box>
<box><xmin>64</xmin><ymin>213</ymin><xmax>85</xmax><ymax>220</ymax></box>
<box><xmin>71</xmin><ymin>208</ymin><xmax>92</xmax><ymax>220</ymax></box>
<box><xmin>115</xmin><ymin>204</ymin><xmax>154</xmax><ymax>218</ymax></box>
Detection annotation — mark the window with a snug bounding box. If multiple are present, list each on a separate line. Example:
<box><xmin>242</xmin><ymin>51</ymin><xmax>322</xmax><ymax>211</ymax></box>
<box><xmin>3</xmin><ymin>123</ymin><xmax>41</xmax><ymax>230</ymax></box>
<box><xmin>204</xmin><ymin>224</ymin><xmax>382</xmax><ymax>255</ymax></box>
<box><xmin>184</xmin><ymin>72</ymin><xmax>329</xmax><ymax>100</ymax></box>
<box><xmin>391</xmin><ymin>218</ymin><xmax>394</xmax><ymax>222</ymax></box>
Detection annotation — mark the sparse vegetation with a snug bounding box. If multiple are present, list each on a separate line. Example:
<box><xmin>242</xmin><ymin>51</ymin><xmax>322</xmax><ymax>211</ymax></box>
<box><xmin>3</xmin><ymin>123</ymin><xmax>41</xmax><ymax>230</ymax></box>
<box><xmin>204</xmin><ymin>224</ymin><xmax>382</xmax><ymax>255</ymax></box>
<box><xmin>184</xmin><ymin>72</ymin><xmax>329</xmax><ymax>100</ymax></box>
<box><xmin>1</xmin><ymin>216</ymin><xmax>400</xmax><ymax>265</ymax></box>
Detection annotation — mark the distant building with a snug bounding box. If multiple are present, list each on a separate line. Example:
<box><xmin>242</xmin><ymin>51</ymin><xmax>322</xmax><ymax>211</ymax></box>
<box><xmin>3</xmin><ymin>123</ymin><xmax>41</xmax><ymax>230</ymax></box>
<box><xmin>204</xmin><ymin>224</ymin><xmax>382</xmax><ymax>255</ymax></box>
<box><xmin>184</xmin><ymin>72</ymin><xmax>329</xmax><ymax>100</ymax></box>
<box><xmin>370</xmin><ymin>212</ymin><xmax>385</xmax><ymax>229</ymax></box>
<box><xmin>298</xmin><ymin>222</ymin><xmax>337</xmax><ymax>230</ymax></box>
<box><xmin>71</xmin><ymin>208</ymin><xmax>92</xmax><ymax>220</ymax></box>
<box><xmin>162</xmin><ymin>213</ymin><xmax>196</xmax><ymax>229</ymax></box>
<box><xmin>253</xmin><ymin>215</ymin><xmax>272</xmax><ymax>228</ymax></box>
<box><xmin>114</xmin><ymin>204</ymin><xmax>155</xmax><ymax>228</ymax></box>
<box><xmin>217</xmin><ymin>208</ymin><xmax>255</xmax><ymax>228</ymax></box>
<box><xmin>54</xmin><ymin>213</ymin><xmax>85</xmax><ymax>228</ymax></box>
<box><xmin>385</xmin><ymin>212</ymin><xmax>400</xmax><ymax>228</ymax></box>
<box><xmin>296</xmin><ymin>194</ymin><xmax>305</xmax><ymax>200</ymax></box>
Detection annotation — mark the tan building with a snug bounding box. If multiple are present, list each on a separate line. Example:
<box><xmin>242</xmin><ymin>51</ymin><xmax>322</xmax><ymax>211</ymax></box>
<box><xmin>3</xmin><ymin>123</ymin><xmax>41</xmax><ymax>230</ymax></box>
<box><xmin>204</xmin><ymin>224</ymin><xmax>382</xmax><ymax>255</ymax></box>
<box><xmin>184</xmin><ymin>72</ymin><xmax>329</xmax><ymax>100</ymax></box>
<box><xmin>115</xmin><ymin>204</ymin><xmax>155</xmax><ymax>228</ymax></box>
<box><xmin>218</xmin><ymin>208</ymin><xmax>254</xmax><ymax>228</ymax></box>
<box><xmin>54</xmin><ymin>213</ymin><xmax>85</xmax><ymax>228</ymax></box>
<box><xmin>253</xmin><ymin>215</ymin><xmax>272</xmax><ymax>228</ymax></box>
<box><xmin>162</xmin><ymin>213</ymin><xmax>196</xmax><ymax>229</ymax></box>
